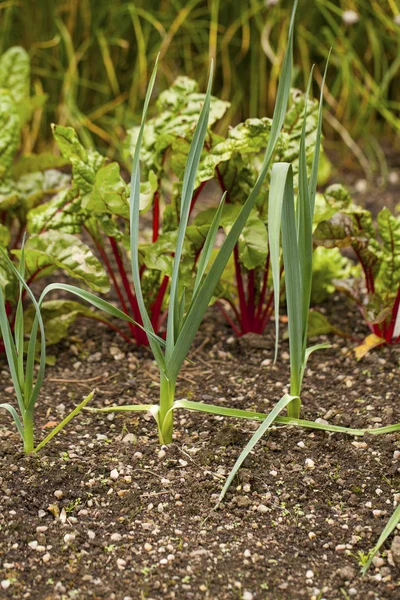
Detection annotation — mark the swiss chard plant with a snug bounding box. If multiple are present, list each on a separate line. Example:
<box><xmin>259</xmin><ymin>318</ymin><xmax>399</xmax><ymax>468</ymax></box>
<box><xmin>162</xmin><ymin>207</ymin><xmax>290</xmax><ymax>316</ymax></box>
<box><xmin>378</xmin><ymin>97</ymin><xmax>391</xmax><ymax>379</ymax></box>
<box><xmin>0</xmin><ymin>47</ymin><xmax>108</xmax><ymax>351</ymax></box>
<box><xmin>125</xmin><ymin>71</ymin><xmax>347</xmax><ymax>338</ymax></box>
<box><xmin>314</xmin><ymin>192</ymin><xmax>400</xmax><ymax>356</ymax></box>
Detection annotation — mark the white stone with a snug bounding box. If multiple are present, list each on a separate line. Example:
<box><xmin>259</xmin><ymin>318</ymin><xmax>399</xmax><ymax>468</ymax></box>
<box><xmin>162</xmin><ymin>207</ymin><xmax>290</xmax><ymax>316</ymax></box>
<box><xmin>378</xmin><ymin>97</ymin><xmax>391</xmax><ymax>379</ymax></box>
<box><xmin>110</xmin><ymin>469</ymin><xmax>119</xmax><ymax>480</ymax></box>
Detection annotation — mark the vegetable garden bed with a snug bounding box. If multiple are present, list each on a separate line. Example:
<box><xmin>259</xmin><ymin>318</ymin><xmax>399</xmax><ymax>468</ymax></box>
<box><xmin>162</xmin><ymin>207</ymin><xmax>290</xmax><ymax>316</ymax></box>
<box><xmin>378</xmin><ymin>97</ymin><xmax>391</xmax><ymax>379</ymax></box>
<box><xmin>1</xmin><ymin>301</ymin><xmax>400</xmax><ymax>600</ymax></box>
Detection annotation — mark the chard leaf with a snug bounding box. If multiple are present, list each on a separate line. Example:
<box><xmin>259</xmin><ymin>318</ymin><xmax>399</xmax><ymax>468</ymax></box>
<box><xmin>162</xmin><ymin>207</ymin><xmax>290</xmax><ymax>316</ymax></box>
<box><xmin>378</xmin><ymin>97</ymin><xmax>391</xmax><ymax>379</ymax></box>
<box><xmin>376</xmin><ymin>208</ymin><xmax>400</xmax><ymax>297</ymax></box>
<box><xmin>52</xmin><ymin>124</ymin><xmax>105</xmax><ymax>202</ymax></box>
<box><xmin>23</xmin><ymin>300</ymin><xmax>100</xmax><ymax>347</ymax></box>
<box><xmin>0</xmin><ymin>47</ymin><xmax>30</xmax><ymax>104</ymax></box>
<box><xmin>314</xmin><ymin>205</ymin><xmax>381</xmax><ymax>279</ymax></box>
<box><xmin>0</xmin><ymin>90</ymin><xmax>20</xmax><ymax>177</ymax></box>
<box><xmin>12</xmin><ymin>231</ymin><xmax>109</xmax><ymax>293</ymax></box>
<box><xmin>311</xmin><ymin>246</ymin><xmax>352</xmax><ymax>304</ymax></box>
<box><xmin>86</xmin><ymin>162</ymin><xmax>130</xmax><ymax>217</ymax></box>
<box><xmin>195</xmin><ymin>205</ymin><xmax>268</xmax><ymax>270</ymax></box>
<box><xmin>124</xmin><ymin>76</ymin><xmax>229</xmax><ymax>175</ymax></box>
<box><xmin>27</xmin><ymin>188</ymin><xmax>88</xmax><ymax>234</ymax></box>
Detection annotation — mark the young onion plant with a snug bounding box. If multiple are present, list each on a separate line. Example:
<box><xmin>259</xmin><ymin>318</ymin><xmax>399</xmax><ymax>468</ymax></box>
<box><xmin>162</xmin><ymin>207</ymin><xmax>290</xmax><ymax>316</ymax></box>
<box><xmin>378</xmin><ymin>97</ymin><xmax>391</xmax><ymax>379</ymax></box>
<box><xmin>217</xmin><ymin>59</ymin><xmax>400</xmax><ymax>522</ymax></box>
<box><xmin>89</xmin><ymin>2</ymin><xmax>300</xmax><ymax>444</ymax></box>
<box><xmin>0</xmin><ymin>245</ymin><xmax>95</xmax><ymax>454</ymax></box>
<box><xmin>0</xmin><ymin>242</ymin><xmax>161</xmax><ymax>454</ymax></box>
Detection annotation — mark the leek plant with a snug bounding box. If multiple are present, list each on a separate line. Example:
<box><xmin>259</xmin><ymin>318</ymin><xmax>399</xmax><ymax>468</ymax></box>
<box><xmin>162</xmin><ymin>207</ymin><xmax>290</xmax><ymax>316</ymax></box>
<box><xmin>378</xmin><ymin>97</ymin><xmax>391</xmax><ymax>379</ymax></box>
<box><xmin>0</xmin><ymin>245</ymin><xmax>94</xmax><ymax>454</ymax></box>
<box><xmin>89</xmin><ymin>2</ymin><xmax>298</xmax><ymax>444</ymax></box>
<box><xmin>0</xmin><ymin>242</ymin><xmax>160</xmax><ymax>454</ymax></box>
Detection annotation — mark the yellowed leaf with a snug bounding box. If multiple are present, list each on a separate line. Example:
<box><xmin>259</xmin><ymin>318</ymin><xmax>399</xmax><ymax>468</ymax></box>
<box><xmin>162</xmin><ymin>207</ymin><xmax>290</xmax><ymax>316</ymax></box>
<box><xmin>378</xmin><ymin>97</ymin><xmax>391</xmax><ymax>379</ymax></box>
<box><xmin>355</xmin><ymin>334</ymin><xmax>386</xmax><ymax>360</ymax></box>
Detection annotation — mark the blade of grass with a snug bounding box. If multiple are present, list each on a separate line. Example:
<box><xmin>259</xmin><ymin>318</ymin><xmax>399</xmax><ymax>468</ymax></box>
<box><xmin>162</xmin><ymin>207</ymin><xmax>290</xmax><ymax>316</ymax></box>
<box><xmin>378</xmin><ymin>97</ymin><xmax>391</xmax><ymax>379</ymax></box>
<box><xmin>192</xmin><ymin>192</ymin><xmax>226</xmax><ymax>298</ymax></box>
<box><xmin>0</xmin><ymin>403</ymin><xmax>24</xmax><ymax>439</ymax></box>
<box><xmin>129</xmin><ymin>55</ymin><xmax>166</xmax><ymax>371</ymax></box>
<box><xmin>34</xmin><ymin>390</ymin><xmax>95</xmax><ymax>453</ymax></box>
<box><xmin>166</xmin><ymin>62</ymin><xmax>213</xmax><ymax>357</ymax></box>
<box><xmin>37</xmin><ymin>283</ymin><xmax>166</xmax><ymax>349</ymax></box>
<box><xmin>361</xmin><ymin>503</ymin><xmax>400</xmax><ymax>574</ymax></box>
<box><xmin>217</xmin><ymin>393</ymin><xmax>299</xmax><ymax>504</ymax></box>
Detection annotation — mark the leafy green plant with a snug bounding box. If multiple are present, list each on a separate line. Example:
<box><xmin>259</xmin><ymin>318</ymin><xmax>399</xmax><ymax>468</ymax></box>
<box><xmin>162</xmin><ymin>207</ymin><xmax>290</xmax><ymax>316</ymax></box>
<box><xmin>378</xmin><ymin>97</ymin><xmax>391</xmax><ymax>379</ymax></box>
<box><xmin>0</xmin><ymin>46</ymin><xmax>113</xmax><ymax>352</ymax></box>
<box><xmin>0</xmin><ymin>244</ymin><xmax>94</xmax><ymax>453</ymax></box>
<box><xmin>314</xmin><ymin>194</ymin><xmax>400</xmax><ymax>356</ymax></box>
<box><xmin>89</xmin><ymin>1</ymin><xmax>299</xmax><ymax>444</ymax></box>
<box><xmin>0</xmin><ymin>238</ymin><xmax>161</xmax><ymax>453</ymax></box>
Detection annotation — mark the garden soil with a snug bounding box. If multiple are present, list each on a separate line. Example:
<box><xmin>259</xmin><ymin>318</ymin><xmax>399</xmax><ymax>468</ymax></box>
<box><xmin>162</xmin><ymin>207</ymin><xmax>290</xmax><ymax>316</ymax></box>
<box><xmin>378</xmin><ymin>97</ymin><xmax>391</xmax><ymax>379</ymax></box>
<box><xmin>1</xmin><ymin>296</ymin><xmax>400</xmax><ymax>600</ymax></box>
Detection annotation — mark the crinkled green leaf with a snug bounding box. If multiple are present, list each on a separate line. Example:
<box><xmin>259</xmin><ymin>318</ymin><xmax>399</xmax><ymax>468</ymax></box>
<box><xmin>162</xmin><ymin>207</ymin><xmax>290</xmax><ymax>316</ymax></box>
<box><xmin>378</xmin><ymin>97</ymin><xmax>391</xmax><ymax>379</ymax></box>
<box><xmin>124</xmin><ymin>76</ymin><xmax>230</xmax><ymax>175</ymax></box>
<box><xmin>0</xmin><ymin>47</ymin><xmax>30</xmax><ymax>104</ymax></box>
<box><xmin>13</xmin><ymin>231</ymin><xmax>109</xmax><ymax>293</ymax></box>
<box><xmin>0</xmin><ymin>90</ymin><xmax>20</xmax><ymax>177</ymax></box>
<box><xmin>23</xmin><ymin>300</ymin><xmax>99</xmax><ymax>347</ymax></box>
<box><xmin>86</xmin><ymin>162</ymin><xmax>130</xmax><ymax>217</ymax></box>
<box><xmin>314</xmin><ymin>205</ymin><xmax>381</xmax><ymax>277</ymax></box>
<box><xmin>27</xmin><ymin>188</ymin><xmax>88</xmax><ymax>234</ymax></box>
<box><xmin>86</xmin><ymin>162</ymin><xmax>154</xmax><ymax>218</ymax></box>
<box><xmin>13</xmin><ymin>153</ymin><xmax>69</xmax><ymax>178</ymax></box>
<box><xmin>311</xmin><ymin>246</ymin><xmax>352</xmax><ymax>304</ymax></box>
<box><xmin>376</xmin><ymin>208</ymin><xmax>400</xmax><ymax>296</ymax></box>
<box><xmin>52</xmin><ymin>124</ymin><xmax>104</xmax><ymax>202</ymax></box>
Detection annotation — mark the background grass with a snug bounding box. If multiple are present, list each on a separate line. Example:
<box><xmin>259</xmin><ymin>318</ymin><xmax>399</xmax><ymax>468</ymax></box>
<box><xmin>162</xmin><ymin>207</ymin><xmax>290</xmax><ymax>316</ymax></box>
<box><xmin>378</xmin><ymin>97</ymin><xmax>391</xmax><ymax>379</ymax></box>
<box><xmin>1</xmin><ymin>0</ymin><xmax>399</xmax><ymax>160</ymax></box>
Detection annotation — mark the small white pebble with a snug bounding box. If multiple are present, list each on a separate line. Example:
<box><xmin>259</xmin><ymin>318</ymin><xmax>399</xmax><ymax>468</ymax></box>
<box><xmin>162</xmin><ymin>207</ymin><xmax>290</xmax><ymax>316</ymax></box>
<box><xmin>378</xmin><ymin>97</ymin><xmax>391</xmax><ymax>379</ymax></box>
<box><xmin>335</xmin><ymin>544</ymin><xmax>346</xmax><ymax>552</ymax></box>
<box><xmin>28</xmin><ymin>541</ymin><xmax>38</xmax><ymax>550</ymax></box>
<box><xmin>372</xmin><ymin>556</ymin><xmax>385</xmax><ymax>568</ymax></box>
<box><xmin>158</xmin><ymin>449</ymin><xmax>166</xmax><ymax>459</ymax></box>
<box><xmin>257</xmin><ymin>504</ymin><xmax>269</xmax><ymax>514</ymax></box>
<box><xmin>42</xmin><ymin>553</ymin><xmax>51</xmax><ymax>563</ymax></box>
<box><xmin>243</xmin><ymin>549</ymin><xmax>251</xmax><ymax>558</ymax></box>
<box><xmin>117</xmin><ymin>558</ymin><xmax>126</xmax><ymax>570</ymax></box>
<box><xmin>306</xmin><ymin>570</ymin><xmax>314</xmax><ymax>579</ymax></box>
<box><xmin>54</xmin><ymin>490</ymin><xmax>63</xmax><ymax>500</ymax></box>
<box><xmin>297</xmin><ymin>441</ymin><xmax>305</xmax><ymax>448</ymax></box>
<box><xmin>242</xmin><ymin>591</ymin><xmax>254</xmax><ymax>600</ymax></box>
<box><xmin>110</xmin><ymin>469</ymin><xmax>119</xmax><ymax>481</ymax></box>
<box><xmin>88</xmin><ymin>530</ymin><xmax>96</xmax><ymax>540</ymax></box>
<box><xmin>1</xmin><ymin>580</ymin><xmax>11</xmax><ymax>590</ymax></box>
<box><xmin>63</xmin><ymin>533</ymin><xmax>75</xmax><ymax>544</ymax></box>
<box><xmin>157</xmin><ymin>503</ymin><xmax>164</xmax><ymax>513</ymax></box>
<box><xmin>144</xmin><ymin>543</ymin><xmax>152</xmax><ymax>552</ymax></box>
<box><xmin>111</xmin><ymin>533</ymin><xmax>122</xmax><ymax>542</ymax></box>
<box><xmin>305</xmin><ymin>458</ymin><xmax>315</xmax><ymax>470</ymax></box>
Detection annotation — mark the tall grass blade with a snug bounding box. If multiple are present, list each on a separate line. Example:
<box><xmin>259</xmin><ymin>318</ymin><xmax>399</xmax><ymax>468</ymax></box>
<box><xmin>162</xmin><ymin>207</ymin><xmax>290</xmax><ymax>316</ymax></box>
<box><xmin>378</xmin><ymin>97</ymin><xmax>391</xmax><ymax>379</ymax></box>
<box><xmin>38</xmin><ymin>283</ymin><xmax>166</xmax><ymax>351</ymax></box>
<box><xmin>166</xmin><ymin>63</ymin><xmax>213</xmax><ymax>357</ymax></box>
<box><xmin>34</xmin><ymin>390</ymin><xmax>95</xmax><ymax>453</ymax></box>
<box><xmin>361</xmin><ymin>503</ymin><xmax>400</xmax><ymax>574</ymax></box>
<box><xmin>0</xmin><ymin>285</ymin><xmax>23</xmax><ymax>413</ymax></box>
<box><xmin>218</xmin><ymin>393</ymin><xmax>299</xmax><ymax>503</ymax></box>
<box><xmin>0</xmin><ymin>403</ymin><xmax>24</xmax><ymax>439</ymax></box>
<box><xmin>192</xmin><ymin>193</ymin><xmax>226</xmax><ymax>299</ymax></box>
<box><xmin>129</xmin><ymin>55</ymin><xmax>166</xmax><ymax>371</ymax></box>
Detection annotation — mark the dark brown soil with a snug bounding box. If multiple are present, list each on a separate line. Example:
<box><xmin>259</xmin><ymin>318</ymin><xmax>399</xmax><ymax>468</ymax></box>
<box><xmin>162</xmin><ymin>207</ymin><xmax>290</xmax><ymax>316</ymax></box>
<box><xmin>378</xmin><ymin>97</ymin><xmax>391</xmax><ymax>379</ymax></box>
<box><xmin>1</xmin><ymin>297</ymin><xmax>400</xmax><ymax>600</ymax></box>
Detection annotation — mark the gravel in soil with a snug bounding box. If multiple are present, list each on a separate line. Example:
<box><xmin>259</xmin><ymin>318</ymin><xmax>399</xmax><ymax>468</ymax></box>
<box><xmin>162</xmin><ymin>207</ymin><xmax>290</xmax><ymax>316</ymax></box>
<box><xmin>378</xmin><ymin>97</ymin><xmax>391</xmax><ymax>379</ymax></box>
<box><xmin>1</xmin><ymin>298</ymin><xmax>400</xmax><ymax>600</ymax></box>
